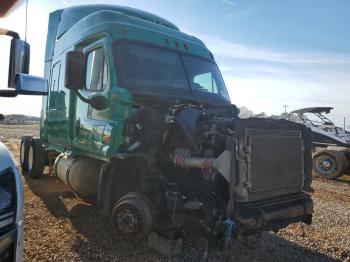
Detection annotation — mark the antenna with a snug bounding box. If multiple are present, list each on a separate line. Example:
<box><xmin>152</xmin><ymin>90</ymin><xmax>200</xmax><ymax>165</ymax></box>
<box><xmin>25</xmin><ymin>0</ymin><xmax>28</xmax><ymax>42</ymax></box>
<box><xmin>283</xmin><ymin>105</ymin><xmax>289</xmax><ymax>114</ymax></box>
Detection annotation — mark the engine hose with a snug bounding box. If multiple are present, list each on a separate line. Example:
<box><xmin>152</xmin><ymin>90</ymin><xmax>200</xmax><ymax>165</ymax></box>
<box><xmin>173</xmin><ymin>155</ymin><xmax>214</xmax><ymax>170</ymax></box>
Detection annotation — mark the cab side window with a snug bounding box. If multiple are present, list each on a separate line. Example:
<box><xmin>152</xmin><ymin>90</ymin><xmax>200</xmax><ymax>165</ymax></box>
<box><xmin>85</xmin><ymin>48</ymin><xmax>108</xmax><ymax>91</ymax></box>
<box><xmin>49</xmin><ymin>62</ymin><xmax>61</xmax><ymax>108</ymax></box>
<box><xmin>193</xmin><ymin>72</ymin><xmax>218</xmax><ymax>94</ymax></box>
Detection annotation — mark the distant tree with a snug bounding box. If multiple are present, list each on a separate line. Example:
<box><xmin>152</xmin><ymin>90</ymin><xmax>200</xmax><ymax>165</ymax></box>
<box><xmin>0</xmin><ymin>114</ymin><xmax>4</xmax><ymax>121</ymax></box>
<box><xmin>254</xmin><ymin>112</ymin><xmax>267</xmax><ymax>118</ymax></box>
<box><xmin>270</xmin><ymin>115</ymin><xmax>281</xmax><ymax>120</ymax></box>
<box><xmin>280</xmin><ymin>112</ymin><xmax>300</xmax><ymax>122</ymax></box>
<box><xmin>239</xmin><ymin>106</ymin><xmax>254</xmax><ymax>118</ymax></box>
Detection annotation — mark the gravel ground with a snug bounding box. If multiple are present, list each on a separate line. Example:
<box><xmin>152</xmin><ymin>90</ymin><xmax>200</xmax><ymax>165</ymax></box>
<box><xmin>1</xmin><ymin>124</ymin><xmax>349</xmax><ymax>262</ymax></box>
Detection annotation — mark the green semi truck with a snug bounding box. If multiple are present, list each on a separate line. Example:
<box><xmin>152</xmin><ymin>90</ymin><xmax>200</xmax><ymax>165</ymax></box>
<box><xmin>4</xmin><ymin>5</ymin><xmax>313</xmax><ymax>258</ymax></box>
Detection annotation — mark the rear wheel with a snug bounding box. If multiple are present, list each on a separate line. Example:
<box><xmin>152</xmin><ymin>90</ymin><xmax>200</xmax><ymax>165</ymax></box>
<box><xmin>312</xmin><ymin>150</ymin><xmax>348</xmax><ymax>179</ymax></box>
<box><xmin>24</xmin><ymin>138</ymin><xmax>46</xmax><ymax>178</ymax></box>
<box><xmin>20</xmin><ymin>136</ymin><xmax>32</xmax><ymax>172</ymax></box>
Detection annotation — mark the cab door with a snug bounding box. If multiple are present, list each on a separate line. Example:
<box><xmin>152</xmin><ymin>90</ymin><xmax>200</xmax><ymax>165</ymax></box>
<box><xmin>73</xmin><ymin>43</ymin><xmax>110</xmax><ymax>157</ymax></box>
<box><xmin>47</xmin><ymin>61</ymin><xmax>69</xmax><ymax>146</ymax></box>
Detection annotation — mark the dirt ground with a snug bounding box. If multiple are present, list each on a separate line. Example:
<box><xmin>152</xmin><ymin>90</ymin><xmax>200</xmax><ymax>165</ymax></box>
<box><xmin>1</xmin><ymin>124</ymin><xmax>350</xmax><ymax>262</ymax></box>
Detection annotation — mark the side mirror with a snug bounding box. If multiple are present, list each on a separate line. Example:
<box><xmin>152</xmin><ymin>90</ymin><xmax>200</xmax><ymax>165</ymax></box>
<box><xmin>65</xmin><ymin>51</ymin><xmax>84</xmax><ymax>90</ymax></box>
<box><xmin>0</xmin><ymin>28</ymin><xmax>46</xmax><ymax>98</ymax></box>
<box><xmin>15</xmin><ymin>74</ymin><xmax>48</xmax><ymax>95</ymax></box>
<box><xmin>8</xmin><ymin>38</ymin><xmax>30</xmax><ymax>88</ymax></box>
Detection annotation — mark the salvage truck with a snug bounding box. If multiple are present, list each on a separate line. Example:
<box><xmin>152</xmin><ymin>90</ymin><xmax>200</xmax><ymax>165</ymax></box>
<box><xmin>4</xmin><ymin>5</ymin><xmax>313</xmax><ymax>258</ymax></box>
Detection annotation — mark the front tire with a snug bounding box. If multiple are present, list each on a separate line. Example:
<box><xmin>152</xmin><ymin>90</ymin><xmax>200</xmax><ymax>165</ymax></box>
<box><xmin>24</xmin><ymin>138</ymin><xmax>46</xmax><ymax>178</ymax></box>
<box><xmin>312</xmin><ymin>150</ymin><xmax>348</xmax><ymax>179</ymax></box>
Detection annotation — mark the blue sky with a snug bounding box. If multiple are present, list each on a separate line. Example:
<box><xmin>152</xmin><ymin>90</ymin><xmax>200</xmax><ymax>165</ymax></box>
<box><xmin>0</xmin><ymin>0</ymin><xmax>349</xmax><ymax>126</ymax></box>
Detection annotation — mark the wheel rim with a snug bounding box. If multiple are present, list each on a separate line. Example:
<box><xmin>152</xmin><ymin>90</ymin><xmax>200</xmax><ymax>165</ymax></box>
<box><xmin>315</xmin><ymin>155</ymin><xmax>336</xmax><ymax>175</ymax></box>
<box><xmin>28</xmin><ymin>145</ymin><xmax>34</xmax><ymax>171</ymax></box>
<box><xmin>112</xmin><ymin>193</ymin><xmax>154</xmax><ymax>239</ymax></box>
<box><xmin>20</xmin><ymin>141</ymin><xmax>25</xmax><ymax>165</ymax></box>
<box><xmin>116</xmin><ymin>207</ymin><xmax>142</xmax><ymax>235</ymax></box>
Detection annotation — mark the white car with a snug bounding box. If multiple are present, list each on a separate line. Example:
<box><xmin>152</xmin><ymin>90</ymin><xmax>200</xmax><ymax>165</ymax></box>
<box><xmin>0</xmin><ymin>142</ymin><xmax>24</xmax><ymax>262</ymax></box>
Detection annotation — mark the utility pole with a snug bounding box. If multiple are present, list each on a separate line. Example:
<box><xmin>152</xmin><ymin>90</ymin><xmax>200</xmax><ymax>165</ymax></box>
<box><xmin>283</xmin><ymin>105</ymin><xmax>289</xmax><ymax>114</ymax></box>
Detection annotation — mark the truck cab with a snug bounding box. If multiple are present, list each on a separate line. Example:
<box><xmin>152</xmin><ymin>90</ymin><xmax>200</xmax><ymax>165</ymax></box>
<box><xmin>17</xmin><ymin>5</ymin><xmax>313</xmax><ymax>257</ymax></box>
<box><xmin>39</xmin><ymin>5</ymin><xmax>231</xmax><ymax>160</ymax></box>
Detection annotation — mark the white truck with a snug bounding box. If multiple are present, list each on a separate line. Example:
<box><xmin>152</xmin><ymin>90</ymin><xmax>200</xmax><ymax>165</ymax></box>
<box><xmin>0</xmin><ymin>143</ymin><xmax>24</xmax><ymax>262</ymax></box>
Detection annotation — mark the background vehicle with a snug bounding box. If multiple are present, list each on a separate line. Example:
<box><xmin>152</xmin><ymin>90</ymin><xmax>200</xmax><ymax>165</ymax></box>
<box><xmin>0</xmin><ymin>143</ymin><xmax>24</xmax><ymax>262</ymax></box>
<box><xmin>0</xmin><ymin>1</ymin><xmax>46</xmax><ymax>257</ymax></box>
<box><xmin>4</xmin><ymin>5</ymin><xmax>313</xmax><ymax>258</ymax></box>
<box><xmin>291</xmin><ymin>107</ymin><xmax>350</xmax><ymax>180</ymax></box>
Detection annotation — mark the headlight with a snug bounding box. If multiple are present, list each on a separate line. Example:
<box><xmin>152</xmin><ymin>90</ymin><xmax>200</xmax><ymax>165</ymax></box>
<box><xmin>0</xmin><ymin>169</ymin><xmax>16</xmax><ymax>232</ymax></box>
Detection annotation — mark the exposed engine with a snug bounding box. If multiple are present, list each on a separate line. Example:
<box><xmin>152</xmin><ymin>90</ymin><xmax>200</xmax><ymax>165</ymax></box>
<box><xmin>109</xmin><ymin>101</ymin><xmax>313</xmax><ymax>247</ymax></box>
<box><xmin>53</xmin><ymin>100</ymin><xmax>313</xmax><ymax>254</ymax></box>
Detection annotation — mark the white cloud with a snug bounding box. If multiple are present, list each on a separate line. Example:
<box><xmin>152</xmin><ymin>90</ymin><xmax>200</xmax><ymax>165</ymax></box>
<box><xmin>0</xmin><ymin>1</ymin><xmax>48</xmax><ymax>117</ymax></box>
<box><xmin>219</xmin><ymin>0</ymin><xmax>235</xmax><ymax>7</ymax></box>
<box><xmin>224</xmin><ymin>74</ymin><xmax>349</xmax><ymax>124</ymax></box>
<box><xmin>189</xmin><ymin>32</ymin><xmax>350</xmax><ymax>65</ymax></box>
<box><xmin>181</xmin><ymin>33</ymin><xmax>350</xmax><ymax>127</ymax></box>
<box><xmin>1</xmin><ymin>4</ymin><xmax>349</xmax><ymax>129</ymax></box>
<box><xmin>221</xmin><ymin>63</ymin><xmax>350</xmax><ymax>127</ymax></box>
<box><xmin>60</xmin><ymin>0</ymin><xmax>71</xmax><ymax>7</ymax></box>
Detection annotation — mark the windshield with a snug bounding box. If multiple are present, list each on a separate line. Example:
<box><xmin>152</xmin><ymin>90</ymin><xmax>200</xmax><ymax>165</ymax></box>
<box><xmin>113</xmin><ymin>42</ymin><xmax>230</xmax><ymax>102</ymax></box>
<box><xmin>182</xmin><ymin>55</ymin><xmax>230</xmax><ymax>101</ymax></box>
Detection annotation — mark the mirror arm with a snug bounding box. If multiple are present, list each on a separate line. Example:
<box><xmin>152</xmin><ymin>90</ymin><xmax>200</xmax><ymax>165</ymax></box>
<box><xmin>0</xmin><ymin>28</ymin><xmax>20</xmax><ymax>38</ymax></box>
<box><xmin>0</xmin><ymin>89</ymin><xmax>17</xmax><ymax>97</ymax></box>
<box><xmin>73</xmin><ymin>90</ymin><xmax>108</xmax><ymax>110</ymax></box>
<box><xmin>74</xmin><ymin>89</ymin><xmax>91</xmax><ymax>104</ymax></box>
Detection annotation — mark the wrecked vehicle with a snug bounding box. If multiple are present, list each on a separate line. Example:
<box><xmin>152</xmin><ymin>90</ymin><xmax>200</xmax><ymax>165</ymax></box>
<box><xmin>291</xmin><ymin>107</ymin><xmax>350</xmax><ymax>179</ymax></box>
<box><xmin>2</xmin><ymin>5</ymin><xmax>313</xmax><ymax>257</ymax></box>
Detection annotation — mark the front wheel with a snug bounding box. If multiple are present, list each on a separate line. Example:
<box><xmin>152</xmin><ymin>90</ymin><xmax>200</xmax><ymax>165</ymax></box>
<box><xmin>24</xmin><ymin>138</ymin><xmax>46</xmax><ymax>178</ymax></box>
<box><xmin>312</xmin><ymin>150</ymin><xmax>348</xmax><ymax>179</ymax></box>
<box><xmin>112</xmin><ymin>192</ymin><xmax>155</xmax><ymax>240</ymax></box>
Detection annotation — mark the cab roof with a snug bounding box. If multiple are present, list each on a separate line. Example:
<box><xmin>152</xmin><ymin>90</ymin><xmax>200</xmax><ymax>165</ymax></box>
<box><xmin>57</xmin><ymin>4</ymin><xmax>179</xmax><ymax>39</ymax></box>
<box><xmin>45</xmin><ymin>5</ymin><xmax>209</xmax><ymax>63</ymax></box>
